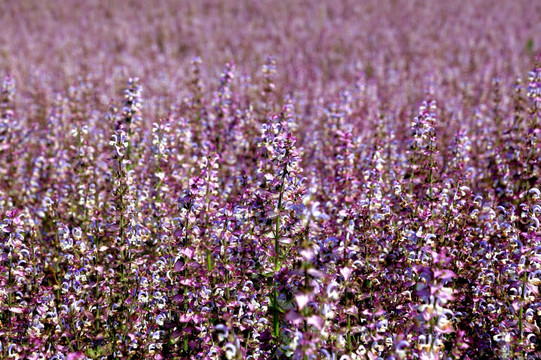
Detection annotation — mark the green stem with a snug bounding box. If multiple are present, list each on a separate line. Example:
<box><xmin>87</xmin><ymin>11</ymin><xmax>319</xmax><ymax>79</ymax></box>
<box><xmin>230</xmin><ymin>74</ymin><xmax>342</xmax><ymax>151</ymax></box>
<box><xmin>274</xmin><ymin>167</ymin><xmax>288</xmax><ymax>271</ymax></box>
<box><xmin>347</xmin><ymin>313</ymin><xmax>351</xmax><ymax>351</ymax></box>
<box><xmin>272</xmin><ymin>163</ymin><xmax>289</xmax><ymax>341</ymax></box>
<box><xmin>519</xmin><ymin>271</ymin><xmax>526</xmax><ymax>342</ymax></box>
<box><xmin>273</xmin><ymin>288</ymin><xmax>279</xmax><ymax>337</ymax></box>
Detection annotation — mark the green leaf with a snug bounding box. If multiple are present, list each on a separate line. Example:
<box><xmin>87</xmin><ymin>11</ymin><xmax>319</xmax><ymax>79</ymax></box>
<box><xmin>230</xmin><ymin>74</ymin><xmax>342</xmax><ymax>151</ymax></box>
<box><xmin>526</xmin><ymin>38</ymin><xmax>534</xmax><ymax>54</ymax></box>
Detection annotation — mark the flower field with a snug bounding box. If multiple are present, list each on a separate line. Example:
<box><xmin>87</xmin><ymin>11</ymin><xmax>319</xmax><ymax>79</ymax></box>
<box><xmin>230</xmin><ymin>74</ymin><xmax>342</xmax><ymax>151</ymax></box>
<box><xmin>0</xmin><ymin>0</ymin><xmax>540</xmax><ymax>359</ymax></box>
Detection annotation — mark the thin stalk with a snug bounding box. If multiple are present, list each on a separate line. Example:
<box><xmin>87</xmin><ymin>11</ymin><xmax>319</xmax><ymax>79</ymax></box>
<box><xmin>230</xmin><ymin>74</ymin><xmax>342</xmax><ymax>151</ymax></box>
<box><xmin>347</xmin><ymin>313</ymin><xmax>351</xmax><ymax>351</ymax></box>
<box><xmin>7</xmin><ymin>253</ymin><xmax>12</xmax><ymax>330</ymax></box>
<box><xmin>519</xmin><ymin>271</ymin><xmax>526</xmax><ymax>343</ymax></box>
<box><xmin>274</xmin><ymin>166</ymin><xmax>288</xmax><ymax>271</ymax></box>
<box><xmin>429</xmin><ymin>152</ymin><xmax>435</xmax><ymax>239</ymax></box>
<box><xmin>429</xmin><ymin>152</ymin><xmax>434</xmax><ymax>207</ymax></box>
<box><xmin>343</xmin><ymin>231</ymin><xmax>348</xmax><ymax>266</ymax></box>
<box><xmin>204</xmin><ymin>158</ymin><xmax>214</xmax><ymax>275</ymax></box>
<box><xmin>273</xmin><ymin>288</ymin><xmax>279</xmax><ymax>337</ymax></box>
<box><xmin>272</xmin><ymin>156</ymin><xmax>289</xmax><ymax>340</ymax></box>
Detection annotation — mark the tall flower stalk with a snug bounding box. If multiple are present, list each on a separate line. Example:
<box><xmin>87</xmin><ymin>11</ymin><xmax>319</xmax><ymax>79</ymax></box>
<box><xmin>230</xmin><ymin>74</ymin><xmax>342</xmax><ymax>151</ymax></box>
<box><xmin>255</xmin><ymin>113</ymin><xmax>304</xmax><ymax>343</ymax></box>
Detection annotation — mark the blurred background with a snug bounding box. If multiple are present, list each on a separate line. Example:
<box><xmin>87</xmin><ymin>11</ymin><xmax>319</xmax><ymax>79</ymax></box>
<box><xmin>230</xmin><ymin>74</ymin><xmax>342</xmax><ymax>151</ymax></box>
<box><xmin>1</xmin><ymin>0</ymin><xmax>540</xmax><ymax>124</ymax></box>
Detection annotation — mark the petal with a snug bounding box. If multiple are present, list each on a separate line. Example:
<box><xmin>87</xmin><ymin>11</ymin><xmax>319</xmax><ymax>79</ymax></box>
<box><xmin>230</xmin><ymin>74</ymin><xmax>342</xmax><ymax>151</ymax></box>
<box><xmin>307</xmin><ymin>315</ymin><xmax>324</xmax><ymax>330</ymax></box>
<box><xmin>295</xmin><ymin>292</ymin><xmax>310</xmax><ymax>310</ymax></box>
<box><xmin>286</xmin><ymin>310</ymin><xmax>303</xmax><ymax>326</ymax></box>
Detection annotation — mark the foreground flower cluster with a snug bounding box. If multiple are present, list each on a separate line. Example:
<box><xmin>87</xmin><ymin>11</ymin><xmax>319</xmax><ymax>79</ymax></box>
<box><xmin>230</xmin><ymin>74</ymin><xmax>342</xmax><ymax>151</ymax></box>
<box><xmin>0</xmin><ymin>1</ymin><xmax>540</xmax><ymax>359</ymax></box>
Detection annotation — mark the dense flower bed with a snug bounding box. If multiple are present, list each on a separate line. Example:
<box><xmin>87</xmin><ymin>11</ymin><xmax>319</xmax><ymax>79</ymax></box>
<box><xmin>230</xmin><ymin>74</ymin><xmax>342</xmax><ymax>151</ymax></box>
<box><xmin>0</xmin><ymin>0</ymin><xmax>540</xmax><ymax>359</ymax></box>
